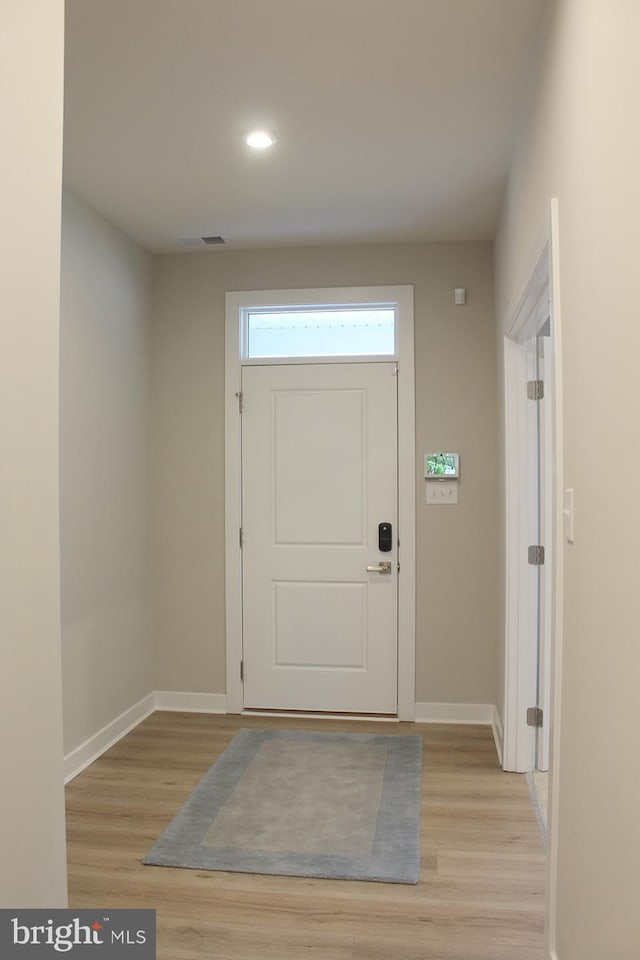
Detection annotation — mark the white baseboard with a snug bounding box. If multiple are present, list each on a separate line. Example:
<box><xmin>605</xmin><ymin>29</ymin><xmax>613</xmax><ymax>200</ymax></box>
<box><xmin>414</xmin><ymin>702</ymin><xmax>495</xmax><ymax>725</ymax></box>
<box><xmin>492</xmin><ymin>704</ymin><xmax>504</xmax><ymax>766</ymax></box>
<box><xmin>64</xmin><ymin>692</ymin><xmax>156</xmax><ymax>784</ymax></box>
<box><xmin>155</xmin><ymin>690</ymin><xmax>228</xmax><ymax>714</ymax></box>
<box><xmin>64</xmin><ymin>694</ymin><xmax>499</xmax><ymax>783</ymax></box>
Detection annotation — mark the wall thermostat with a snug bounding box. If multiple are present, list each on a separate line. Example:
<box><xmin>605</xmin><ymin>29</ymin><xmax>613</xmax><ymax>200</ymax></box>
<box><xmin>425</xmin><ymin>453</ymin><xmax>459</xmax><ymax>479</ymax></box>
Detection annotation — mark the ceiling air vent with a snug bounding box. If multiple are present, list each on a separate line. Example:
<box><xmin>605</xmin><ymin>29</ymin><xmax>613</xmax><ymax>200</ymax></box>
<box><xmin>179</xmin><ymin>235</ymin><xmax>226</xmax><ymax>247</ymax></box>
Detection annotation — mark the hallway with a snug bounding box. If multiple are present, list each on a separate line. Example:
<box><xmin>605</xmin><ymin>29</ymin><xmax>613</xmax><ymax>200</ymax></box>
<box><xmin>66</xmin><ymin>714</ymin><xmax>545</xmax><ymax>959</ymax></box>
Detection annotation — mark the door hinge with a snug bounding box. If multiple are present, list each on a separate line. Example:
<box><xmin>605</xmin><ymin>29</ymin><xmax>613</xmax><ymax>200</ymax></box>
<box><xmin>397</xmin><ymin>561</ymin><xmax>400</xmax><ymax>573</ymax></box>
<box><xmin>527</xmin><ymin>706</ymin><xmax>543</xmax><ymax>728</ymax></box>
<box><xmin>239</xmin><ymin>527</ymin><xmax>244</xmax><ymax>548</ymax></box>
<box><xmin>236</xmin><ymin>391</ymin><xmax>243</xmax><ymax>413</ymax></box>
<box><xmin>240</xmin><ymin>660</ymin><xmax>244</xmax><ymax>682</ymax></box>
<box><xmin>528</xmin><ymin>544</ymin><xmax>545</xmax><ymax>565</ymax></box>
<box><xmin>527</xmin><ymin>379</ymin><xmax>544</xmax><ymax>400</ymax></box>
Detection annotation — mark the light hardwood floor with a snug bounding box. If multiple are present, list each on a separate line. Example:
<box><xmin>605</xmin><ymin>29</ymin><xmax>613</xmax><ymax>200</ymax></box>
<box><xmin>65</xmin><ymin>713</ymin><xmax>546</xmax><ymax>960</ymax></box>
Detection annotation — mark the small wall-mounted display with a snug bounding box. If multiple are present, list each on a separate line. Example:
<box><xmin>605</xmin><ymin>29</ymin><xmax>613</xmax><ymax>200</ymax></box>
<box><xmin>425</xmin><ymin>452</ymin><xmax>460</xmax><ymax>479</ymax></box>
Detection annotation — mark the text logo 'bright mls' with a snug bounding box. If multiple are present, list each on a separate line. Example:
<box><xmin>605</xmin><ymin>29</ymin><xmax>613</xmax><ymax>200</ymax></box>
<box><xmin>13</xmin><ymin>918</ymin><xmax>106</xmax><ymax>951</ymax></box>
<box><xmin>1</xmin><ymin>909</ymin><xmax>156</xmax><ymax>958</ymax></box>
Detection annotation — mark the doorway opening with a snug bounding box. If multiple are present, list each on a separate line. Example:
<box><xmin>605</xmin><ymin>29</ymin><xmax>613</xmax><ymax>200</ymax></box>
<box><xmin>225</xmin><ymin>286</ymin><xmax>416</xmax><ymax>719</ymax></box>
<box><xmin>503</xmin><ymin>201</ymin><xmax>565</xmax><ymax>782</ymax></box>
<box><xmin>503</xmin><ymin>244</ymin><xmax>556</xmax><ymax>778</ymax></box>
<box><xmin>503</xmin><ymin>199</ymin><xmax>564</xmax><ymax>957</ymax></box>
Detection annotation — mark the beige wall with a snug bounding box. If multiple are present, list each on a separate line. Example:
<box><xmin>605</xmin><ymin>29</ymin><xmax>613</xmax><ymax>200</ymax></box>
<box><xmin>496</xmin><ymin>1</ymin><xmax>640</xmax><ymax>956</ymax></box>
<box><xmin>0</xmin><ymin>0</ymin><xmax>67</xmax><ymax>906</ymax></box>
<box><xmin>152</xmin><ymin>242</ymin><xmax>498</xmax><ymax>704</ymax></box>
<box><xmin>60</xmin><ymin>190</ymin><xmax>155</xmax><ymax>754</ymax></box>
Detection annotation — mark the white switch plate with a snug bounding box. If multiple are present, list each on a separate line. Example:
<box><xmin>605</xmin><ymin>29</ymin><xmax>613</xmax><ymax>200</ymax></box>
<box><xmin>426</xmin><ymin>481</ymin><xmax>458</xmax><ymax>504</ymax></box>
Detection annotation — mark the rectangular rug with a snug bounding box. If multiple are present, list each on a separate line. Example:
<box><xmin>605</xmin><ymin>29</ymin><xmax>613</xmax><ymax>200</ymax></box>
<box><xmin>142</xmin><ymin>728</ymin><xmax>423</xmax><ymax>884</ymax></box>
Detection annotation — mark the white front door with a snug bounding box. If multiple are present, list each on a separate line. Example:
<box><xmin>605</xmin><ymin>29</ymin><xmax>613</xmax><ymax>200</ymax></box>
<box><xmin>241</xmin><ymin>362</ymin><xmax>398</xmax><ymax>713</ymax></box>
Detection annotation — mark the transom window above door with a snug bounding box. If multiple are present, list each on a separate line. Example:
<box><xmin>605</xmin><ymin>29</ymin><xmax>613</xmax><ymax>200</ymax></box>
<box><xmin>243</xmin><ymin>304</ymin><xmax>397</xmax><ymax>361</ymax></box>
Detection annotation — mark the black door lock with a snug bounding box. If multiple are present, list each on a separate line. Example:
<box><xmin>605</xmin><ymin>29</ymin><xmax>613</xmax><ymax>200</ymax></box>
<box><xmin>378</xmin><ymin>522</ymin><xmax>392</xmax><ymax>552</ymax></box>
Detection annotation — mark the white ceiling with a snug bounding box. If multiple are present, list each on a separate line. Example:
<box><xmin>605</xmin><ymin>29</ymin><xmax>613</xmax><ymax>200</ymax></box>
<box><xmin>64</xmin><ymin>0</ymin><xmax>545</xmax><ymax>253</ymax></box>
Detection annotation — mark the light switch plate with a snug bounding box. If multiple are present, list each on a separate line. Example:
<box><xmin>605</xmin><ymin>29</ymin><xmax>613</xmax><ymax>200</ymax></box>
<box><xmin>426</xmin><ymin>481</ymin><xmax>458</xmax><ymax>504</ymax></box>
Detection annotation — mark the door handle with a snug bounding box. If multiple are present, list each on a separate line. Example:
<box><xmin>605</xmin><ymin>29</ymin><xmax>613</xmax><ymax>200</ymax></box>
<box><xmin>366</xmin><ymin>561</ymin><xmax>392</xmax><ymax>574</ymax></box>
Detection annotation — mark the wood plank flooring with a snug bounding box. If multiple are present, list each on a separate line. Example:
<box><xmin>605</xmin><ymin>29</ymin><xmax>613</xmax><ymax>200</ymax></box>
<box><xmin>65</xmin><ymin>713</ymin><xmax>546</xmax><ymax>959</ymax></box>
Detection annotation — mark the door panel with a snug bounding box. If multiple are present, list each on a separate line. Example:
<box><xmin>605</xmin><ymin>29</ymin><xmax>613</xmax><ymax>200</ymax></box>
<box><xmin>242</xmin><ymin>362</ymin><xmax>398</xmax><ymax>713</ymax></box>
<box><xmin>273</xmin><ymin>581</ymin><xmax>366</xmax><ymax>668</ymax></box>
<box><xmin>273</xmin><ymin>388</ymin><xmax>366</xmax><ymax>545</ymax></box>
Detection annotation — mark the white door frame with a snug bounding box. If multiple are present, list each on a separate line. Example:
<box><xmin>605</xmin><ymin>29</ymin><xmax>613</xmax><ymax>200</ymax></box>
<box><xmin>224</xmin><ymin>285</ymin><xmax>416</xmax><ymax>720</ymax></box>
<box><xmin>502</xmin><ymin>199</ymin><xmax>564</xmax><ymax>773</ymax></box>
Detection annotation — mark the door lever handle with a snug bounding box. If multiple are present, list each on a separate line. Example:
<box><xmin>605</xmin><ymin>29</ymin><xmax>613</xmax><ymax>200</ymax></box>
<box><xmin>366</xmin><ymin>561</ymin><xmax>392</xmax><ymax>574</ymax></box>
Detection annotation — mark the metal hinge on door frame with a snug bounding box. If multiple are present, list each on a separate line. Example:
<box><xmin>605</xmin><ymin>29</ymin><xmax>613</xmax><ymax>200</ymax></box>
<box><xmin>528</xmin><ymin>544</ymin><xmax>545</xmax><ymax>565</ymax></box>
<box><xmin>236</xmin><ymin>391</ymin><xmax>243</xmax><ymax>413</ymax></box>
<box><xmin>527</xmin><ymin>379</ymin><xmax>544</xmax><ymax>400</ymax></box>
<box><xmin>239</xmin><ymin>527</ymin><xmax>244</xmax><ymax>548</ymax></box>
<box><xmin>527</xmin><ymin>706</ymin><xmax>543</xmax><ymax>728</ymax></box>
<box><xmin>240</xmin><ymin>660</ymin><xmax>244</xmax><ymax>682</ymax></box>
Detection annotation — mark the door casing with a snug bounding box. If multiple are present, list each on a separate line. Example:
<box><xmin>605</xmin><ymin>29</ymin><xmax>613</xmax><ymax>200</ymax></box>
<box><xmin>224</xmin><ymin>285</ymin><xmax>415</xmax><ymax>719</ymax></box>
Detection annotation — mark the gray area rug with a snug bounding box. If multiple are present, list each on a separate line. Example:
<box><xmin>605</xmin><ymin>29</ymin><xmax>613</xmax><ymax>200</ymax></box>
<box><xmin>142</xmin><ymin>728</ymin><xmax>423</xmax><ymax>884</ymax></box>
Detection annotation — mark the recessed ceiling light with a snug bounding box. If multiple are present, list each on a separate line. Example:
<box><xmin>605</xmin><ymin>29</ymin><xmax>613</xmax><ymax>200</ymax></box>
<box><xmin>245</xmin><ymin>130</ymin><xmax>277</xmax><ymax>149</ymax></box>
